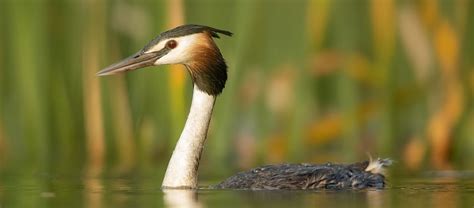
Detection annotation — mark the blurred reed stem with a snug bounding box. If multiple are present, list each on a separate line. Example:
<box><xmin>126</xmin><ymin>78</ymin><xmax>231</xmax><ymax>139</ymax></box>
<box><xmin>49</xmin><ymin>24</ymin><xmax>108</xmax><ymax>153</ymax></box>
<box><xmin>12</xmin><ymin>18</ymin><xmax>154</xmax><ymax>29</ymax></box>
<box><xmin>370</xmin><ymin>0</ymin><xmax>397</xmax><ymax>156</ymax></box>
<box><xmin>7</xmin><ymin>1</ymin><xmax>49</xmax><ymax>168</ymax></box>
<box><xmin>0</xmin><ymin>2</ymin><xmax>5</xmax><ymax>168</ymax></box>
<box><xmin>166</xmin><ymin>0</ymin><xmax>187</xmax><ymax>152</ymax></box>
<box><xmin>279</xmin><ymin>1</ymin><xmax>308</xmax><ymax>162</ymax></box>
<box><xmin>209</xmin><ymin>0</ymin><xmax>257</xmax><ymax>172</ymax></box>
<box><xmin>82</xmin><ymin>0</ymin><xmax>105</xmax><ymax>173</ymax></box>
<box><xmin>110</xmin><ymin>76</ymin><xmax>136</xmax><ymax>170</ymax></box>
<box><xmin>331</xmin><ymin>1</ymin><xmax>362</xmax><ymax>160</ymax></box>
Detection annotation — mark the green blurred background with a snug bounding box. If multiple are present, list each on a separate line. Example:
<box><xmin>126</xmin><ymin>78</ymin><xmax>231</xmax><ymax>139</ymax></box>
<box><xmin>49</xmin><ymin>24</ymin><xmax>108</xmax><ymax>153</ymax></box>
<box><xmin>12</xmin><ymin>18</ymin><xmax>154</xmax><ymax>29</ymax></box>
<box><xmin>0</xmin><ymin>0</ymin><xmax>473</xmax><ymax>182</ymax></box>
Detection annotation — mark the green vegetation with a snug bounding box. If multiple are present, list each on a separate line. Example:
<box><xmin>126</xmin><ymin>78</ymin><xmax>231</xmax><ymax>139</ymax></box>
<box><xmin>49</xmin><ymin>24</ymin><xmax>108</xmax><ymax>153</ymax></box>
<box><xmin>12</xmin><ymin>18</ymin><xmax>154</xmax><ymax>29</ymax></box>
<box><xmin>0</xmin><ymin>0</ymin><xmax>473</xmax><ymax>181</ymax></box>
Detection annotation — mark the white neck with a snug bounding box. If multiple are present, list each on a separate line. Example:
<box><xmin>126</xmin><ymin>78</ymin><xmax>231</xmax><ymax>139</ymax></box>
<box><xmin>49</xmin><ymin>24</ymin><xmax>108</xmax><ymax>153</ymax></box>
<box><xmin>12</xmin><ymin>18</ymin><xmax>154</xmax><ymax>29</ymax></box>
<box><xmin>162</xmin><ymin>85</ymin><xmax>216</xmax><ymax>189</ymax></box>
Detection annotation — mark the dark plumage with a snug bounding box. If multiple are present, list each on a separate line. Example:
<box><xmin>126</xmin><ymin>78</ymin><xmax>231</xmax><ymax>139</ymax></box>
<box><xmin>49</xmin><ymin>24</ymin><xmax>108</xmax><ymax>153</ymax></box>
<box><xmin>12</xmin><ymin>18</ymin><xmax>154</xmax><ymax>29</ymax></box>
<box><xmin>215</xmin><ymin>159</ymin><xmax>391</xmax><ymax>190</ymax></box>
<box><xmin>185</xmin><ymin>36</ymin><xmax>228</xmax><ymax>96</ymax></box>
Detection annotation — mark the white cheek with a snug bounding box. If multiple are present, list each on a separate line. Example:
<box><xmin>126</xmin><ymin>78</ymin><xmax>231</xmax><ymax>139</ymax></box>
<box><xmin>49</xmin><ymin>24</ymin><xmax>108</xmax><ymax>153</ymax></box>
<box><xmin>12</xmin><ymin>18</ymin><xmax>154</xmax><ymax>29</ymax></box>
<box><xmin>151</xmin><ymin>34</ymin><xmax>202</xmax><ymax>65</ymax></box>
<box><xmin>154</xmin><ymin>48</ymin><xmax>190</xmax><ymax>65</ymax></box>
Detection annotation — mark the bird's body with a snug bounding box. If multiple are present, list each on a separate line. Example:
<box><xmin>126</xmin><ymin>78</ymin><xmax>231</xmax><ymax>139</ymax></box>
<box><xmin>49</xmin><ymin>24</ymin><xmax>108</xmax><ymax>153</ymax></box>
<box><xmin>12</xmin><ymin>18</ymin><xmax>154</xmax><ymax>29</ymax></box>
<box><xmin>98</xmin><ymin>24</ymin><xmax>390</xmax><ymax>190</ymax></box>
<box><xmin>216</xmin><ymin>159</ymin><xmax>390</xmax><ymax>190</ymax></box>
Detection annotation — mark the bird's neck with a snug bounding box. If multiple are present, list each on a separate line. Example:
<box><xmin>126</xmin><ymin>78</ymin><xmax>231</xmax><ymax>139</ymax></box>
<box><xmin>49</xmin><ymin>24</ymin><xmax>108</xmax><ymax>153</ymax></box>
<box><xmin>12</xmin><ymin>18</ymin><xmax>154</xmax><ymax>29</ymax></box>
<box><xmin>162</xmin><ymin>85</ymin><xmax>216</xmax><ymax>189</ymax></box>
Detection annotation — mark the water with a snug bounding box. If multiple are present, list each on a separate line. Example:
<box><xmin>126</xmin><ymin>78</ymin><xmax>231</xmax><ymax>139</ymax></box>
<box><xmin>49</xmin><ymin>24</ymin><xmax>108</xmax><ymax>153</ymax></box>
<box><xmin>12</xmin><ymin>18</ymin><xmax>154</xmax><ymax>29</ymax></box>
<box><xmin>1</xmin><ymin>172</ymin><xmax>474</xmax><ymax>207</ymax></box>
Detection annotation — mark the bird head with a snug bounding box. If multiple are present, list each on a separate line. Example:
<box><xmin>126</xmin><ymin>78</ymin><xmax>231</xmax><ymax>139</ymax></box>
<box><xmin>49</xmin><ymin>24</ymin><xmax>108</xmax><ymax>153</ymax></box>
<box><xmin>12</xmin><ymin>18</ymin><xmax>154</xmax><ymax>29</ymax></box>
<box><xmin>97</xmin><ymin>24</ymin><xmax>232</xmax><ymax>95</ymax></box>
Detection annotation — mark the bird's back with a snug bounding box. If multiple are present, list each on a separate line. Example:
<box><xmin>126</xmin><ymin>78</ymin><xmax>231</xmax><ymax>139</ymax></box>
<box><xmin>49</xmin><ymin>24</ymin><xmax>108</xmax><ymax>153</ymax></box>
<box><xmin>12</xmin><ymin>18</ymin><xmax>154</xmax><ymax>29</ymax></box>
<box><xmin>215</xmin><ymin>159</ymin><xmax>391</xmax><ymax>190</ymax></box>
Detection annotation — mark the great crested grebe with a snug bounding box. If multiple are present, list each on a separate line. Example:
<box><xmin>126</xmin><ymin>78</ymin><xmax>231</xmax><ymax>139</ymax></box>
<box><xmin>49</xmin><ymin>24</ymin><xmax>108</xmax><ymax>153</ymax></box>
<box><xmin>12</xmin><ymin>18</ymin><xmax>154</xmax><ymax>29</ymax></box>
<box><xmin>98</xmin><ymin>24</ymin><xmax>391</xmax><ymax>190</ymax></box>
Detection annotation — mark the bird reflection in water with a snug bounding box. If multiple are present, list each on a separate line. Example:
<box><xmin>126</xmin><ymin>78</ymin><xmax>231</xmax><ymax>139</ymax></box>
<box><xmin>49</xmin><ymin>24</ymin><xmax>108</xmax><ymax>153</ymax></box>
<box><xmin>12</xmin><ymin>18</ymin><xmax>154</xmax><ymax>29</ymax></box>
<box><xmin>163</xmin><ymin>189</ymin><xmax>202</xmax><ymax>208</ymax></box>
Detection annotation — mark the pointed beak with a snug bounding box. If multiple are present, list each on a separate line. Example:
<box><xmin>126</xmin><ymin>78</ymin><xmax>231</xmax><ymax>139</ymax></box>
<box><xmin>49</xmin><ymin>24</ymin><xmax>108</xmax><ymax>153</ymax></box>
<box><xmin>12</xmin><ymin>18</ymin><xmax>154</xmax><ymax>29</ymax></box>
<box><xmin>97</xmin><ymin>50</ymin><xmax>167</xmax><ymax>76</ymax></box>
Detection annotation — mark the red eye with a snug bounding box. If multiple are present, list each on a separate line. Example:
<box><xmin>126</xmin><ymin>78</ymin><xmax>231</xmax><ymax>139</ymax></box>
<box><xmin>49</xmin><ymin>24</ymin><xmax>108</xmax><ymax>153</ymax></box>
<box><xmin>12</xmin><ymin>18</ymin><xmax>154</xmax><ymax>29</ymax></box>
<box><xmin>166</xmin><ymin>40</ymin><xmax>177</xmax><ymax>49</ymax></box>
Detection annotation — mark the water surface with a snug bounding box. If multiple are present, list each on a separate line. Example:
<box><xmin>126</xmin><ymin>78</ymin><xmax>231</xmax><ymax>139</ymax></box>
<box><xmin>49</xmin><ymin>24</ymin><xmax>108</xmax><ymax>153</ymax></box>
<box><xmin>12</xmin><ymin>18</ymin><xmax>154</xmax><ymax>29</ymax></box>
<box><xmin>1</xmin><ymin>172</ymin><xmax>473</xmax><ymax>207</ymax></box>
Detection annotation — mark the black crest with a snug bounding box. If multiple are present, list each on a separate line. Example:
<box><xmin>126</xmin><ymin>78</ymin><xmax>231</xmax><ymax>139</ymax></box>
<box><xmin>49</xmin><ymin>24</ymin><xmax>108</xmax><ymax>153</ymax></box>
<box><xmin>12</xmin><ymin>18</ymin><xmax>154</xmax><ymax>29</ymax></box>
<box><xmin>142</xmin><ymin>24</ymin><xmax>233</xmax><ymax>53</ymax></box>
